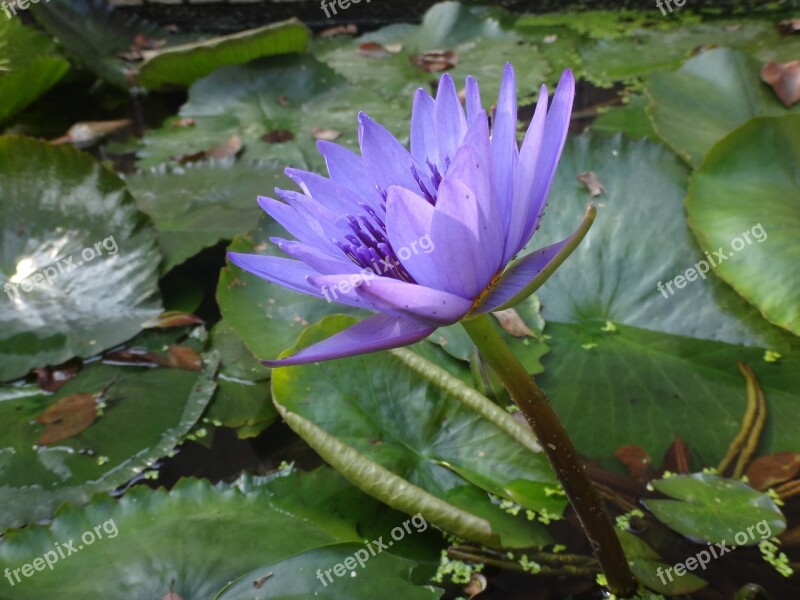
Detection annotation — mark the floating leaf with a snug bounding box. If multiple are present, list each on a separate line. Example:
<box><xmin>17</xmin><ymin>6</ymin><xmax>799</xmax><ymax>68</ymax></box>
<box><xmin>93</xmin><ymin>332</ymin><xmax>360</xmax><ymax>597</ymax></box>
<box><xmin>686</xmin><ymin>115</ymin><xmax>800</xmax><ymax>336</ymax></box>
<box><xmin>36</xmin><ymin>392</ymin><xmax>97</xmax><ymax>445</ymax></box>
<box><xmin>645</xmin><ymin>473</ymin><xmax>786</xmax><ymax>544</ymax></box>
<box><xmin>0</xmin><ymin>137</ymin><xmax>162</xmax><ymax>381</ymax></box>
<box><xmin>745</xmin><ymin>452</ymin><xmax>800</xmax><ymax>491</ymax></box>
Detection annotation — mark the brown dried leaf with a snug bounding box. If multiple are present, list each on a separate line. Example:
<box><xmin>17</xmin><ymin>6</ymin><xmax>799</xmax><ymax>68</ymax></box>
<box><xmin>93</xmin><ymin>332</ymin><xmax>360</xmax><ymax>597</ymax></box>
<box><xmin>661</xmin><ymin>434</ymin><xmax>691</xmax><ymax>475</ymax></box>
<box><xmin>37</xmin><ymin>393</ymin><xmax>97</xmax><ymax>445</ymax></box>
<box><xmin>577</xmin><ymin>171</ymin><xmax>605</xmax><ymax>197</ymax></box>
<box><xmin>261</xmin><ymin>130</ymin><xmax>295</xmax><ymax>144</ymax></box>
<box><xmin>252</xmin><ymin>572</ymin><xmax>273</xmax><ymax>589</ymax></box>
<box><xmin>777</xmin><ymin>19</ymin><xmax>800</xmax><ymax>35</ymax></box>
<box><xmin>614</xmin><ymin>445</ymin><xmax>653</xmax><ymax>481</ymax></box>
<box><xmin>51</xmin><ymin>120</ymin><xmax>132</xmax><ymax>147</ymax></box>
<box><xmin>104</xmin><ymin>348</ymin><xmax>172</xmax><ymax>368</ymax></box>
<box><xmin>760</xmin><ymin>60</ymin><xmax>800</xmax><ymax>107</ymax></box>
<box><xmin>320</xmin><ymin>24</ymin><xmax>357</xmax><ymax>38</ymax></box>
<box><xmin>745</xmin><ymin>452</ymin><xmax>800</xmax><ymax>490</ymax></box>
<box><xmin>492</xmin><ymin>308</ymin><xmax>534</xmax><ymax>338</ymax></box>
<box><xmin>142</xmin><ymin>311</ymin><xmax>204</xmax><ymax>329</ymax></box>
<box><xmin>410</xmin><ymin>50</ymin><xmax>459</xmax><ymax>73</ymax></box>
<box><xmin>167</xmin><ymin>346</ymin><xmax>203</xmax><ymax>372</ymax></box>
<box><xmin>171</xmin><ymin>118</ymin><xmax>196</xmax><ymax>128</ymax></box>
<box><xmin>358</xmin><ymin>42</ymin><xmax>391</xmax><ymax>59</ymax></box>
<box><xmin>176</xmin><ymin>134</ymin><xmax>243</xmax><ymax>163</ymax></box>
<box><xmin>311</xmin><ymin>127</ymin><xmax>341</xmax><ymax>141</ymax></box>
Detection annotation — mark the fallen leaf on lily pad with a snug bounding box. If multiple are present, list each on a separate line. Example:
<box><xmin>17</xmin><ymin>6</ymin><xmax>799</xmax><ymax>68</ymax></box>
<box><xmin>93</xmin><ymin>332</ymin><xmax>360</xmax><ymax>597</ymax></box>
<box><xmin>175</xmin><ymin>134</ymin><xmax>243</xmax><ymax>163</ymax></box>
<box><xmin>615</xmin><ymin>445</ymin><xmax>653</xmax><ymax>481</ymax></box>
<box><xmin>576</xmin><ymin>171</ymin><xmax>605</xmax><ymax>196</ymax></box>
<box><xmin>143</xmin><ymin>311</ymin><xmax>205</xmax><ymax>329</ymax></box>
<box><xmin>745</xmin><ymin>452</ymin><xmax>800</xmax><ymax>490</ymax></box>
<box><xmin>36</xmin><ymin>393</ymin><xmax>97</xmax><ymax>445</ymax></box>
<box><xmin>320</xmin><ymin>24</ymin><xmax>357</xmax><ymax>38</ymax></box>
<box><xmin>777</xmin><ymin>19</ymin><xmax>800</xmax><ymax>35</ymax></box>
<box><xmin>760</xmin><ymin>60</ymin><xmax>800</xmax><ymax>107</ymax></box>
<box><xmin>167</xmin><ymin>346</ymin><xmax>203</xmax><ymax>372</ymax></box>
<box><xmin>311</xmin><ymin>127</ymin><xmax>341</xmax><ymax>141</ymax></box>
<box><xmin>493</xmin><ymin>308</ymin><xmax>535</xmax><ymax>338</ymax></box>
<box><xmin>261</xmin><ymin>129</ymin><xmax>295</xmax><ymax>144</ymax></box>
<box><xmin>357</xmin><ymin>42</ymin><xmax>392</xmax><ymax>59</ymax></box>
<box><xmin>171</xmin><ymin>118</ymin><xmax>196</xmax><ymax>128</ymax></box>
<box><xmin>410</xmin><ymin>49</ymin><xmax>459</xmax><ymax>72</ymax></box>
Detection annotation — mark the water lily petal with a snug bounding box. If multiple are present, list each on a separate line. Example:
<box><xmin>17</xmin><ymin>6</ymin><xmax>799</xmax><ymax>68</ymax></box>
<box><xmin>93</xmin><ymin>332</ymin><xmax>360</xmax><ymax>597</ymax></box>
<box><xmin>411</xmin><ymin>88</ymin><xmax>439</xmax><ymax>168</ymax></box>
<box><xmin>505</xmin><ymin>83</ymin><xmax>549</xmax><ymax>261</ymax></box>
<box><xmin>520</xmin><ymin>69</ymin><xmax>575</xmax><ymax>250</ymax></box>
<box><xmin>262</xmin><ymin>314</ymin><xmax>435</xmax><ymax>366</ymax></box>
<box><xmin>491</xmin><ymin>63</ymin><xmax>519</xmax><ymax>225</ymax></box>
<box><xmin>430</xmin><ymin>178</ymin><xmax>496</xmax><ymax>298</ymax></box>
<box><xmin>286</xmin><ymin>168</ymin><xmax>374</xmax><ymax>216</ymax></box>
<box><xmin>227</xmin><ymin>253</ymin><xmax>324</xmax><ymax>298</ymax></box>
<box><xmin>465</xmin><ymin>75</ymin><xmax>483</xmax><ymax>124</ymax></box>
<box><xmin>317</xmin><ymin>140</ymin><xmax>384</xmax><ymax>207</ymax></box>
<box><xmin>355</xmin><ymin>277</ymin><xmax>472</xmax><ymax>325</ymax></box>
<box><xmin>257</xmin><ymin>195</ymin><xmax>327</xmax><ymax>249</ymax></box>
<box><xmin>434</xmin><ymin>73</ymin><xmax>468</xmax><ymax>165</ymax></box>
<box><xmin>359</xmin><ymin>113</ymin><xmax>421</xmax><ymax>193</ymax></box>
<box><xmin>385</xmin><ymin>186</ymin><xmax>439</xmax><ymax>284</ymax></box>
<box><xmin>271</xmin><ymin>238</ymin><xmax>360</xmax><ymax>275</ymax></box>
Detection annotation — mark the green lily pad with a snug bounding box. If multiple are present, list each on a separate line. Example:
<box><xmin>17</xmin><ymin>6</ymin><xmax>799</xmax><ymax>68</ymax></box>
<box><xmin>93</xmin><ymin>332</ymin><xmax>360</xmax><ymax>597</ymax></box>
<box><xmin>645</xmin><ymin>473</ymin><xmax>786</xmax><ymax>544</ymax></box>
<box><xmin>0</xmin><ymin>355</ymin><xmax>215</xmax><ymax>530</ymax></box>
<box><xmin>203</xmin><ymin>321</ymin><xmax>276</xmax><ymax>439</ymax></box>
<box><xmin>0</xmin><ymin>469</ymin><xmax>441</xmax><ymax>599</ymax></box>
<box><xmin>215</xmin><ymin>544</ymin><xmax>440</xmax><ymax>599</ymax></box>
<box><xmin>592</xmin><ymin>95</ymin><xmax>659</xmax><ymax>142</ymax></box>
<box><xmin>272</xmin><ymin>315</ymin><xmax>562</xmax><ymax>548</ymax></box>
<box><xmin>313</xmin><ymin>1</ymin><xmax>550</xmax><ymax>103</ymax></box>
<box><xmin>521</xmin><ymin>134</ymin><xmax>798</xmax><ymax>468</ymax></box>
<box><xmin>136</xmin><ymin>19</ymin><xmax>310</xmax><ymax>90</ymax></box>
<box><xmin>618</xmin><ymin>530</ymin><xmax>707</xmax><ymax>595</ymax></box>
<box><xmin>686</xmin><ymin>115</ymin><xmax>800</xmax><ymax>336</ymax></box>
<box><xmin>646</xmin><ymin>48</ymin><xmax>800</xmax><ymax>166</ymax></box>
<box><xmin>126</xmin><ymin>161</ymin><xmax>285</xmax><ymax>273</ymax></box>
<box><xmin>0</xmin><ymin>19</ymin><xmax>69</xmax><ymax>126</ymax></box>
<box><xmin>135</xmin><ymin>54</ymin><xmax>407</xmax><ymax>172</ymax></box>
<box><xmin>0</xmin><ymin>137</ymin><xmax>162</xmax><ymax>381</ymax></box>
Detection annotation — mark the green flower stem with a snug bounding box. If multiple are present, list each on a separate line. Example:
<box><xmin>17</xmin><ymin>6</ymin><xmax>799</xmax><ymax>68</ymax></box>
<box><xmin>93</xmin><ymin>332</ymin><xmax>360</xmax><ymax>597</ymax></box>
<box><xmin>462</xmin><ymin>314</ymin><xmax>637</xmax><ymax>597</ymax></box>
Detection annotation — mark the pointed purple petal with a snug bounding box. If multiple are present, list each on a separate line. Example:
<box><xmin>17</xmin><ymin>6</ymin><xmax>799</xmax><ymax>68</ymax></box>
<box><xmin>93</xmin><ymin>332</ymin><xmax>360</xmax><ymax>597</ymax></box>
<box><xmin>227</xmin><ymin>253</ymin><xmax>324</xmax><ymax>298</ymax></box>
<box><xmin>410</xmin><ymin>89</ymin><xmax>439</xmax><ymax>168</ymax></box>
<box><xmin>272</xmin><ymin>239</ymin><xmax>359</xmax><ymax>275</ymax></box>
<box><xmin>491</xmin><ymin>63</ymin><xmax>519</xmax><ymax>225</ymax></box>
<box><xmin>285</xmin><ymin>168</ymin><xmax>373</xmax><ymax>216</ymax></box>
<box><xmin>519</xmin><ymin>69</ymin><xmax>575</xmax><ymax>252</ymax></box>
<box><xmin>465</xmin><ymin>76</ymin><xmax>483</xmax><ymax>124</ymax></box>
<box><xmin>257</xmin><ymin>195</ymin><xmax>326</xmax><ymax>249</ymax></box>
<box><xmin>384</xmin><ymin>186</ymin><xmax>440</xmax><ymax>286</ymax></box>
<box><xmin>505</xmin><ymin>83</ymin><xmax>549</xmax><ymax>262</ymax></box>
<box><xmin>359</xmin><ymin>113</ymin><xmax>420</xmax><ymax>193</ymax></box>
<box><xmin>316</xmin><ymin>141</ymin><xmax>383</xmax><ymax>208</ymax></box>
<box><xmin>262</xmin><ymin>313</ymin><xmax>435</xmax><ymax>366</ymax></box>
<box><xmin>355</xmin><ymin>278</ymin><xmax>471</xmax><ymax>325</ymax></box>
<box><xmin>434</xmin><ymin>73</ymin><xmax>468</xmax><ymax>165</ymax></box>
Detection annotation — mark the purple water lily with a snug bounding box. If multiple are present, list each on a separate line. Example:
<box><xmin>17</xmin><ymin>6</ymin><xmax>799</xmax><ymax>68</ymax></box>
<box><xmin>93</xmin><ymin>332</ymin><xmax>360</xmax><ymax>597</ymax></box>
<box><xmin>229</xmin><ymin>64</ymin><xmax>586</xmax><ymax>366</ymax></box>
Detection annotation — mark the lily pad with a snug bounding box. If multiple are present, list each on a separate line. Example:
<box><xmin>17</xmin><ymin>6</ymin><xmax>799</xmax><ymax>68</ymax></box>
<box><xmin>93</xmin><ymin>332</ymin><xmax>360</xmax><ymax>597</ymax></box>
<box><xmin>618</xmin><ymin>530</ymin><xmax>707</xmax><ymax>595</ymax></box>
<box><xmin>592</xmin><ymin>95</ymin><xmax>658</xmax><ymax>142</ymax></box>
<box><xmin>136</xmin><ymin>19</ymin><xmax>310</xmax><ymax>90</ymax></box>
<box><xmin>272</xmin><ymin>315</ymin><xmax>563</xmax><ymax>548</ymax></box>
<box><xmin>0</xmin><ymin>137</ymin><xmax>162</xmax><ymax>381</ymax></box>
<box><xmin>313</xmin><ymin>1</ymin><xmax>550</xmax><ymax>103</ymax></box>
<box><xmin>686</xmin><ymin>115</ymin><xmax>800</xmax><ymax>336</ymax></box>
<box><xmin>645</xmin><ymin>473</ymin><xmax>786</xmax><ymax>544</ymax></box>
<box><xmin>0</xmin><ymin>356</ymin><xmax>216</xmax><ymax>530</ymax></box>
<box><xmin>203</xmin><ymin>321</ymin><xmax>276</xmax><ymax>439</ymax></box>
<box><xmin>0</xmin><ymin>18</ymin><xmax>69</xmax><ymax>125</ymax></box>
<box><xmin>0</xmin><ymin>469</ymin><xmax>441</xmax><ymax>599</ymax></box>
<box><xmin>126</xmin><ymin>161</ymin><xmax>285</xmax><ymax>273</ymax></box>
<box><xmin>646</xmin><ymin>48</ymin><xmax>800</xmax><ymax>166</ymax></box>
<box><xmin>522</xmin><ymin>134</ymin><xmax>798</xmax><ymax>468</ymax></box>
<box><xmin>135</xmin><ymin>54</ymin><xmax>407</xmax><ymax>172</ymax></box>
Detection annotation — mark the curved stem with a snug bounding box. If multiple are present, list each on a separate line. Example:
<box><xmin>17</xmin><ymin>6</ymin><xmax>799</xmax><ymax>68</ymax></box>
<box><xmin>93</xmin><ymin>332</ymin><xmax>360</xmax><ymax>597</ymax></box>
<box><xmin>462</xmin><ymin>314</ymin><xmax>637</xmax><ymax>597</ymax></box>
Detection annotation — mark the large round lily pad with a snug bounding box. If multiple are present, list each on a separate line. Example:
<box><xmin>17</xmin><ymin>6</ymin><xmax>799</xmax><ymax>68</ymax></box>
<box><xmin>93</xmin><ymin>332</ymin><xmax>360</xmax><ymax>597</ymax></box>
<box><xmin>0</xmin><ymin>356</ymin><xmax>215</xmax><ymax>530</ymax></box>
<box><xmin>0</xmin><ymin>469</ymin><xmax>442</xmax><ymax>599</ymax></box>
<box><xmin>0</xmin><ymin>137</ymin><xmax>162</xmax><ymax>381</ymax></box>
<box><xmin>686</xmin><ymin>115</ymin><xmax>800</xmax><ymax>337</ymax></box>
